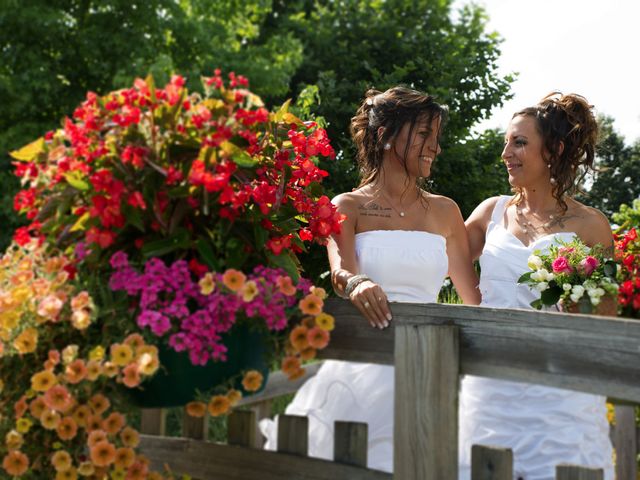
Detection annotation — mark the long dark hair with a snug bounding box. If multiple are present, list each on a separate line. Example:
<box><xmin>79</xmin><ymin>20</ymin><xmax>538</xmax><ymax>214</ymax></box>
<box><xmin>512</xmin><ymin>92</ymin><xmax>599</xmax><ymax>213</ymax></box>
<box><xmin>350</xmin><ymin>86</ymin><xmax>447</xmax><ymax>188</ymax></box>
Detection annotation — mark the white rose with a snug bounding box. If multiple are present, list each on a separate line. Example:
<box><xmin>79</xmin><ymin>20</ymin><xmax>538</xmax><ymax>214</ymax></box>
<box><xmin>571</xmin><ymin>285</ymin><xmax>585</xmax><ymax>297</ymax></box>
<box><xmin>544</xmin><ymin>271</ymin><xmax>556</xmax><ymax>282</ymax></box>
<box><xmin>570</xmin><ymin>293</ymin><xmax>583</xmax><ymax>303</ymax></box>
<box><xmin>563</xmin><ymin>283</ymin><xmax>572</xmax><ymax>291</ymax></box>
<box><xmin>527</xmin><ymin>255</ymin><xmax>543</xmax><ymax>270</ymax></box>
<box><xmin>595</xmin><ymin>288</ymin><xmax>605</xmax><ymax>296</ymax></box>
<box><xmin>535</xmin><ymin>282</ymin><xmax>549</xmax><ymax>292</ymax></box>
<box><xmin>590</xmin><ymin>296</ymin><xmax>601</xmax><ymax>306</ymax></box>
<box><xmin>530</xmin><ymin>271</ymin><xmax>541</xmax><ymax>282</ymax></box>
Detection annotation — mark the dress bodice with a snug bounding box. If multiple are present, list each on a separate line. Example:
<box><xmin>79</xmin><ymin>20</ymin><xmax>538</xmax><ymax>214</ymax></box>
<box><xmin>479</xmin><ymin>195</ymin><xmax>577</xmax><ymax>308</ymax></box>
<box><xmin>355</xmin><ymin>230</ymin><xmax>448</xmax><ymax>303</ymax></box>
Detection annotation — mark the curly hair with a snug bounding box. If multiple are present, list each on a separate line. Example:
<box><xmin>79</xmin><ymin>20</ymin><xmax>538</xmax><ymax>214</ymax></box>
<box><xmin>349</xmin><ymin>86</ymin><xmax>448</xmax><ymax>188</ymax></box>
<box><xmin>511</xmin><ymin>92</ymin><xmax>599</xmax><ymax>213</ymax></box>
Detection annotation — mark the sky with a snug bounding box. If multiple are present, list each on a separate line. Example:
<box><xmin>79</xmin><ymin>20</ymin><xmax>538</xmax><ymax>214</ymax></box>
<box><xmin>455</xmin><ymin>0</ymin><xmax>640</xmax><ymax>144</ymax></box>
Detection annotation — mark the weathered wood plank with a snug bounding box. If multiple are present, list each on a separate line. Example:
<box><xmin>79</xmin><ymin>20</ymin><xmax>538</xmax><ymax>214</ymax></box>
<box><xmin>471</xmin><ymin>445</ymin><xmax>513</xmax><ymax>480</ymax></box>
<box><xmin>556</xmin><ymin>464</ymin><xmax>604</xmax><ymax>480</ymax></box>
<box><xmin>322</xmin><ymin>300</ymin><xmax>640</xmax><ymax>402</ymax></box>
<box><xmin>237</xmin><ymin>362</ymin><xmax>323</xmax><ymax>407</ymax></box>
<box><xmin>612</xmin><ymin>404</ymin><xmax>638</xmax><ymax>480</ymax></box>
<box><xmin>182</xmin><ymin>412</ymin><xmax>207</xmax><ymax>440</ymax></box>
<box><xmin>394</xmin><ymin>323</ymin><xmax>459</xmax><ymax>480</ymax></box>
<box><xmin>249</xmin><ymin>400</ymin><xmax>272</xmax><ymax>448</ymax></box>
<box><xmin>139</xmin><ymin>435</ymin><xmax>391</xmax><ymax>480</ymax></box>
<box><xmin>334</xmin><ymin>421</ymin><xmax>368</xmax><ymax>468</ymax></box>
<box><xmin>277</xmin><ymin>414</ymin><xmax>308</xmax><ymax>456</ymax></box>
<box><xmin>228</xmin><ymin>410</ymin><xmax>256</xmax><ymax>448</ymax></box>
<box><xmin>139</xmin><ymin>408</ymin><xmax>166</xmax><ymax>436</ymax></box>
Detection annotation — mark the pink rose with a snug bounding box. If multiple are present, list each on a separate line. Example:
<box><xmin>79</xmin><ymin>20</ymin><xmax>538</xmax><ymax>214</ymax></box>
<box><xmin>558</xmin><ymin>246</ymin><xmax>575</xmax><ymax>256</ymax></box>
<box><xmin>578</xmin><ymin>256</ymin><xmax>599</xmax><ymax>276</ymax></box>
<box><xmin>552</xmin><ymin>256</ymin><xmax>573</xmax><ymax>274</ymax></box>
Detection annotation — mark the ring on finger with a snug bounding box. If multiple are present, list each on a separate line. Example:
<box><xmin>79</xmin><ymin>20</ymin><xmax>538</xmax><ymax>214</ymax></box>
<box><xmin>363</xmin><ymin>301</ymin><xmax>371</xmax><ymax>308</ymax></box>
<box><xmin>377</xmin><ymin>296</ymin><xmax>383</xmax><ymax>301</ymax></box>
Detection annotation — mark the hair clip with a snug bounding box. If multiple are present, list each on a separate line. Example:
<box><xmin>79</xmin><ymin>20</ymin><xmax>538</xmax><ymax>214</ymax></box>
<box><xmin>366</xmin><ymin>98</ymin><xmax>373</xmax><ymax>106</ymax></box>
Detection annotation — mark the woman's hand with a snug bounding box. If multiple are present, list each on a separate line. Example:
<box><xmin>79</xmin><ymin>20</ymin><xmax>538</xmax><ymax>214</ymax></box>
<box><xmin>349</xmin><ymin>280</ymin><xmax>392</xmax><ymax>329</ymax></box>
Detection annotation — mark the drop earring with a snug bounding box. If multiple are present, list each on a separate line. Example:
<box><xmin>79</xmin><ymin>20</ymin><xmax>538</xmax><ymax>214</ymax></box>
<box><xmin>547</xmin><ymin>163</ymin><xmax>557</xmax><ymax>185</ymax></box>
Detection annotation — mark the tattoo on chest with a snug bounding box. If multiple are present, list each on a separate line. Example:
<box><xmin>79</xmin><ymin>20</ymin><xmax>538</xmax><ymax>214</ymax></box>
<box><xmin>358</xmin><ymin>202</ymin><xmax>392</xmax><ymax>218</ymax></box>
<box><xmin>547</xmin><ymin>213</ymin><xmax>580</xmax><ymax>230</ymax></box>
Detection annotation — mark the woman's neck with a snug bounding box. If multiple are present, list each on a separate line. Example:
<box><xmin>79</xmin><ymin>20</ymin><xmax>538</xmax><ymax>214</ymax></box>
<box><xmin>518</xmin><ymin>184</ymin><xmax>560</xmax><ymax>214</ymax></box>
<box><xmin>370</xmin><ymin>170</ymin><xmax>421</xmax><ymax>202</ymax></box>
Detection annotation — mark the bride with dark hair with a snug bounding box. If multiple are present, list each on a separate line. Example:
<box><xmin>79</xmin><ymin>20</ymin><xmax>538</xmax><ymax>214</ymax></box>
<box><xmin>462</xmin><ymin>92</ymin><xmax>615</xmax><ymax>480</ymax></box>
<box><xmin>261</xmin><ymin>86</ymin><xmax>481</xmax><ymax>472</ymax></box>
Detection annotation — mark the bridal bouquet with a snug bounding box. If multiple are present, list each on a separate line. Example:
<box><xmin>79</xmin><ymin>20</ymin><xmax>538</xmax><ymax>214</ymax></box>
<box><xmin>518</xmin><ymin>237</ymin><xmax>618</xmax><ymax>314</ymax></box>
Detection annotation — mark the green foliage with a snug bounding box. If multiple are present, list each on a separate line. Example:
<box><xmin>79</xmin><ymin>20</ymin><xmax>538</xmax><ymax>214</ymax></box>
<box><xmin>578</xmin><ymin>116</ymin><xmax>640</xmax><ymax>218</ymax></box>
<box><xmin>612</xmin><ymin>198</ymin><xmax>640</xmax><ymax>230</ymax></box>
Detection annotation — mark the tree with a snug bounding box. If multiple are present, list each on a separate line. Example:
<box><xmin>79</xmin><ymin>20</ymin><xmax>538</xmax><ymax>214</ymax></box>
<box><xmin>578</xmin><ymin>116</ymin><xmax>640</xmax><ymax>218</ymax></box>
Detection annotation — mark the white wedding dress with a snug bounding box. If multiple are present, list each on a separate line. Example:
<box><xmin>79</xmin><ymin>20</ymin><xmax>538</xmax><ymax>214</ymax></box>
<box><xmin>260</xmin><ymin>229</ymin><xmax>449</xmax><ymax>472</ymax></box>
<box><xmin>458</xmin><ymin>195</ymin><xmax>614</xmax><ymax>480</ymax></box>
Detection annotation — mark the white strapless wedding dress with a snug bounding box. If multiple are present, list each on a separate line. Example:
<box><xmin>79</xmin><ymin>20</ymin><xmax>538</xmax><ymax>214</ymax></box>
<box><xmin>259</xmin><ymin>230</ymin><xmax>449</xmax><ymax>472</ymax></box>
<box><xmin>458</xmin><ymin>195</ymin><xmax>614</xmax><ymax>480</ymax></box>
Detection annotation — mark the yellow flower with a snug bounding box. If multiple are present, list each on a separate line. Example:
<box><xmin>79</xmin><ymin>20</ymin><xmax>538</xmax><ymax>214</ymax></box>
<box><xmin>198</xmin><ymin>272</ymin><xmax>216</xmax><ymax>295</ymax></box>
<box><xmin>136</xmin><ymin>353</ymin><xmax>159</xmax><ymax>376</ymax></box>
<box><xmin>119</xmin><ymin>427</ymin><xmax>140</xmax><ymax>448</ymax></box>
<box><xmin>16</xmin><ymin>418</ymin><xmax>32</xmax><ymax>434</ymax></box>
<box><xmin>86</xmin><ymin>360</ymin><xmax>102</xmax><ymax>381</ymax></box>
<box><xmin>298</xmin><ymin>293</ymin><xmax>324</xmax><ymax>316</ymax></box>
<box><xmin>56</xmin><ymin>467</ymin><xmax>78</xmax><ymax>480</ymax></box>
<box><xmin>314</xmin><ymin>312</ymin><xmax>335</xmax><ymax>331</ymax></box>
<box><xmin>70</xmin><ymin>309</ymin><xmax>91</xmax><ymax>330</ymax></box>
<box><xmin>2</xmin><ymin>310</ymin><xmax>20</xmax><ymax>331</ymax></box>
<box><xmin>51</xmin><ymin>450</ymin><xmax>72</xmax><ymax>472</ymax></box>
<box><xmin>222</xmin><ymin>269</ymin><xmax>246</xmax><ymax>292</ymax></box>
<box><xmin>110</xmin><ymin>343</ymin><xmax>133</xmax><ymax>366</ymax></box>
<box><xmin>241</xmin><ymin>280</ymin><xmax>259</xmax><ymax>302</ymax></box>
<box><xmin>88</xmin><ymin>345</ymin><xmax>105</xmax><ymax>361</ymax></box>
<box><xmin>207</xmin><ymin>395</ymin><xmax>231</xmax><ymax>417</ymax></box>
<box><xmin>113</xmin><ymin>447</ymin><xmax>135</xmax><ymax>470</ymax></box>
<box><xmin>241</xmin><ymin>370</ymin><xmax>264</xmax><ymax>392</ymax></box>
<box><xmin>227</xmin><ymin>389</ymin><xmax>242</xmax><ymax>406</ymax></box>
<box><xmin>40</xmin><ymin>409</ymin><xmax>62</xmax><ymax>430</ymax></box>
<box><xmin>37</xmin><ymin>294</ymin><xmax>64</xmax><ymax>320</ymax></box>
<box><xmin>123</xmin><ymin>333</ymin><xmax>145</xmax><ymax>350</ymax></box>
<box><xmin>71</xmin><ymin>405</ymin><xmax>91</xmax><ymax>428</ymax></box>
<box><xmin>14</xmin><ymin>327</ymin><xmax>38</xmax><ymax>354</ymax></box>
<box><xmin>31</xmin><ymin>370</ymin><xmax>58</xmax><ymax>392</ymax></box>
<box><xmin>77</xmin><ymin>461</ymin><xmax>94</xmax><ymax>476</ymax></box>
<box><xmin>135</xmin><ymin>344</ymin><xmax>158</xmax><ymax>360</ymax></box>
<box><xmin>101</xmin><ymin>361</ymin><xmax>119</xmax><ymax>378</ymax></box>
<box><xmin>5</xmin><ymin>430</ymin><xmax>24</xmax><ymax>450</ymax></box>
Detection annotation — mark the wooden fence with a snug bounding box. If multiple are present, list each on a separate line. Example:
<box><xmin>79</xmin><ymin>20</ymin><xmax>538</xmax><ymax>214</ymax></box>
<box><xmin>139</xmin><ymin>300</ymin><xmax>640</xmax><ymax>479</ymax></box>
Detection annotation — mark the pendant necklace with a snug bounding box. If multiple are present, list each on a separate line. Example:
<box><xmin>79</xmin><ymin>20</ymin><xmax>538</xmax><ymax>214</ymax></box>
<box><xmin>378</xmin><ymin>188</ymin><xmax>419</xmax><ymax>218</ymax></box>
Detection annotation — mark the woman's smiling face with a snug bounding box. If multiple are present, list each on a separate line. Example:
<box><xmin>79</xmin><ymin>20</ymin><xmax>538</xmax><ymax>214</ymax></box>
<box><xmin>502</xmin><ymin>114</ymin><xmax>549</xmax><ymax>188</ymax></box>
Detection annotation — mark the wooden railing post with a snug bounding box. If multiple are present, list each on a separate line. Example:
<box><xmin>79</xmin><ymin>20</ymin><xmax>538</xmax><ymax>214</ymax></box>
<box><xmin>471</xmin><ymin>445</ymin><xmax>513</xmax><ymax>480</ymax></box>
<box><xmin>334</xmin><ymin>421</ymin><xmax>368</xmax><ymax>468</ymax></box>
<box><xmin>394</xmin><ymin>323</ymin><xmax>459</xmax><ymax>480</ymax></box>
<box><xmin>277</xmin><ymin>414</ymin><xmax>308</xmax><ymax>456</ymax></box>
<box><xmin>556</xmin><ymin>464</ymin><xmax>604</xmax><ymax>480</ymax></box>
<box><xmin>139</xmin><ymin>408</ymin><xmax>166</xmax><ymax>436</ymax></box>
<box><xmin>612</xmin><ymin>404</ymin><xmax>638</xmax><ymax>480</ymax></box>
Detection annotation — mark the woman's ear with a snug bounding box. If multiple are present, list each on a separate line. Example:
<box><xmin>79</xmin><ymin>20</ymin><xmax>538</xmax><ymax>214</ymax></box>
<box><xmin>558</xmin><ymin>140</ymin><xmax>564</xmax><ymax>156</ymax></box>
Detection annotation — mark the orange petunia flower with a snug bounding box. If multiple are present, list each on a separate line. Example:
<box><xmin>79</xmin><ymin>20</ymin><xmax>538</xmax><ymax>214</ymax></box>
<box><xmin>298</xmin><ymin>293</ymin><xmax>324</xmax><ymax>316</ymax></box>
<box><xmin>85</xmin><ymin>414</ymin><xmax>104</xmax><ymax>432</ymax></box>
<box><xmin>29</xmin><ymin>396</ymin><xmax>47</xmax><ymax>419</ymax></box>
<box><xmin>51</xmin><ymin>450</ymin><xmax>72</xmax><ymax>472</ymax></box>
<box><xmin>185</xmin><ymin>401</ymin><xmax>207</xmax><ymax>418</ymax></box>
<box><xmin>85</xmin><ymin>360</ymin><xmax>101</xmax><ymax>381</ymax></box>
<box><xmin>136</xmin><ymin>352</ymin><xmax>159</xmax><ymax>376</ymax></box>
<box><xmin>300</xmin><ymin>346</ymin><xmax>317</xmax><ymax>361</ymax></box>
<box><xmin>88</xmin><ymin>394</ymin><xmax>110</xmax><ymax>415</ymax></box>
<box><xmin>14</xmin><ymin>328</ymin><xmax>38</xmax><ymax>354</ymax></box>
<box><xmin>14</xmin><ymin>396</ymin><xmax>28</xmax><ymax>419</ymax></box>
<box><xmin>289</xmin><ymin>325</ymin><xmax>309</xmax><ymax>352</ymax></box>
<box><xmin>2</xmin><ymin>450</ymin><xmax>29</xmax><ymax>476</ymax></box>
<box><xmin>102</xmin><ymin>412</ymin><xmax>125</xmax><ymax>435</ymax></box>
<box><xmin>207</xmin><ymin>395</ymin><xmax>231</xmax><ymax>417</ymax></box>
<box><xmin>77</xmin><ymin>461</ymin><xmax>94</xmax><ymax>476</ymax></box>
<box><xmin>31</xmin><ymin>369</ymin><xmax>58</xmax><ymax>392</ymax></box>
<box><xmin>71</xmin><ymin>405</ymin><xmax>91</xmax><ymax>428</ymax></box>
<box><xmin>126</xmin><ymin>459</ymin><xmax>149</xmax><ymax>480</ymax></box>
<box><xmin>101</xmin><ymin>361</ymin><xmax>119</xmax><ymax>378</ymax></box>
<box><xmin>276</xmin><ymin>275</ymin><xmax>297</xmax><ymax>296</ymax></box>
<box><xmin>87</xmin><ymin>429</ymin><xmax>108</xmax><ymax>448</ymax></box>
<box><xmin>122</xmin><ymin>362</ymin><xmax>141</xmax><ymax>387</ymax></box>
<box><xmin>55</xmin><ymin>467</ymin><xmax>78</xmax><ymax>480</ymax></box>
<box><xmin>113</xmin><ymin>447</ymin><xmax>135</xmax><ymax>470</ymax></box>
<box><xmin>288</xmin><ymin>368</ymin><xmax>306</xmax><ymax>381</ymax></box>
<box><xmin>56</xmin><ymin>416</ymin><xmax>78</xmax><ymax>441</ymax></box>
<box><xmin>70</xmin><ymin>291</ymin><xmax>91</xmax><ymax>310</ymax></box>
<box><xmin>89</xmin><ymin>440</ymin><xmax>116</xmax><ymax>467</ymax></box>
<box><xmin>44</xmin><ymin>384</ymin><xmax>74</xmax><ymax>412</ymax></box>
<box><xmin>281</xmin><ymin>356</ymin><xmax>301</xmax><ymax>376</ymax></box>
<box><xmin>119</xmin><ymin>426</ymin><xmax>140</xmax><ymax>448</ymax></box>
<box><xmin>310</xmin><ymin>286</ymin><xmax>328</xmax><ymax>299</ymax></box>
<box><xmin>241</xmin><ymin>370</ymin><xmax>264</xmax><ymax>392</ymax></box>
<box><xmin>5</xmin><ymin>430</ymin><xmax>23</xmax><ymax>450</ymax></box>
<box><xmin>123</xmin><ymin>333</ymin><xmax>145</xmax><ymax>350</ymax></box>
<box><xmin>222</xmin><ymin>269</ymin><xmax>246</xmax><ymax>292</ymax></box>
<box><xmin>307</xmin><ymin>326</ymin><xmax>330</xmax><ymax>350</ymax></box>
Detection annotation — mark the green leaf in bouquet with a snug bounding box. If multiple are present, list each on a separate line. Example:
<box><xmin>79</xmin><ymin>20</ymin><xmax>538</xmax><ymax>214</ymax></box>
<box><xmin>540</xmin><ymin>285</ymin><xmax>563</xmax><ymax>306</ymax></box>
<box><xmin>231</xmin><ymin>150</ymin><xmax>258</xmax><ymax>168</ymax></box>
<box><xmin>530</xmin><ymin>299</ymin><xmax>543</xmax><ymax>310</ymax></box>
<box><xmin>224</xmin><ymin>237</ymin><xmax>247</xmax><ymax>270</ymax></box>
<box><xmin>266</xmin><ymin>250</ymin><xmax>300</xmax><ymax>283</ymax></box>
<box><xmin>305</xmin><ymin>181</ymin><xmax>324</xmax><ymax>198</ymax></box>
<box><xmin>196</xmin><ymin>237</ymin><xmax>220</xmax><ymax>270</ymax></box>
<box><xmin>517</xmin><ymin>271</ymin><xmax>533</xmax><ymax>283</ymax></box>
<box><xmin>10</xmin><ymin>137</ymin><xmax>45</xmax><ymax>162</ymax></box>
<box><xmin>63</xmin><ymin>171</ymin><xmax>90</xmax><ymax>191</ymax></box>
<box><xmin>145</xmin><ymin>74</ymin><xmax>157</xmax><ymax>103</ymax></box>
<box><xmin>252</xmin><ymin>222</ymin><xmax>268</xmax><ymax>251</ymax></box>
<box><xmin>197</xmin><ymin>145</ymin><xmax>218</xmax><ymax>165</ymax></box>
<box><xmin>70</xmin><ymin>212</ymin><xmax>91</xmax><ymax>232</ymax></box>
<box><xmin>141</xmin><ymin>228</ymin><xmax>191</xmax><ymax>258</ymax></box>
